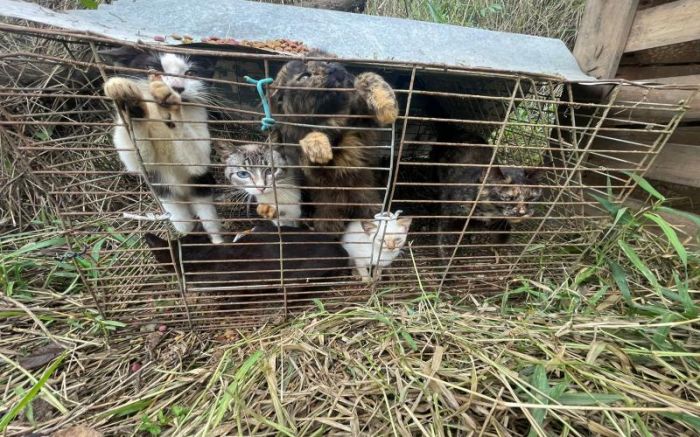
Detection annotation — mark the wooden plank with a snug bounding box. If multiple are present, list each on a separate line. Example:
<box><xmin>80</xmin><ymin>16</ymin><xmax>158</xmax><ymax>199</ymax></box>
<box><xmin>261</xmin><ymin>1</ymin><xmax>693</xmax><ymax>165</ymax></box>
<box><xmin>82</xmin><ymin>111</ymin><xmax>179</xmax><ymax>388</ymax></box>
<box><xmin>612</xmin><ymin>74</ymin><xmax>700</xmax><ymax>124</ymax></box>
<box><xmin>573</xmin><ymin>0</ymin><xmax>640</xmax><ymax>79</ymax></box>
<box><xmin>621</xmin><ymin>40</ymin><xmax>700</xmax><ymax>65</ymax></box>
<box><xmin>647</xmin><ymin>143</ymin><xmax>700</xmax><ymax>187</ymax></box>
<box><xmin>625</xmin><ymin>0</ymin><xmax>700</xmax><ymax>52</ymax></box>
<box><xmin>617</xmin><ymin>64</ymin><xmax>700</xmax><ymax>80</ymax></box>
<box><xmin>669</xmin><ymin>125</ymin><xmax>700</xmax><ymax>144</ymax></box>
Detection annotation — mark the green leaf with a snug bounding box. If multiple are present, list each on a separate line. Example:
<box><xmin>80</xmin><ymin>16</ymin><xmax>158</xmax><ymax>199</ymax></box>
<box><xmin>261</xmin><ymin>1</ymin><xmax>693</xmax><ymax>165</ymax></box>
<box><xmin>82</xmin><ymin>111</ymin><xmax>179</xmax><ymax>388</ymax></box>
<box><xmin>9</xmin><ymin>237</ymin><xmax>66</xmax><ymax>258</ymax></box>
<box><xmin>98</xmin><ymin>399</ymin><xmax>152</xmax><ymax>419</ymax></box>
<box><xmin>211</xmin><ymin>350</ymin><xmax>263</xmax><ymax>429</ymax></box>
<box><xmin>0</xmin><ymin>352</ymin><xmax>67</xmax><ymax>432</ymax></box>
<box><xmin>644</xmin><ymin>213</ymin><xmax>687</xmax><ymax>266</ymax></box>
<box><xmin>618</xmin><ymin>240</ymin><xmax>659</xmax><ymax>289</ymax></box>
<box><xmin>400</xmin><ymin>330</ymin><xmax>418</xmax><ymax>351</ymax></box>
<box><xmin>591</xmin><ymin>193</ymin><xmax>620</xmax><ymax>218</ymax></box>
<box><xmin>557</xmin><ymin>392</ymin><xmax>624</xmax><ymax>405</ymax></box>
<box><xmin>661</xmin><ymin>412</ymin><xmax>700</xmax><ymax>430</ymax></box>
<box><xmin>426</xmin><ymin>0</ymin><xmax>446</xmax><ymax>23</ymax></box>
<box><xmin>658</xmin><ymin>207</ymin><xmax>700</xmax><ymax>229</ymax></box>
<box><xmin>674</xmin><ymin>272</ymin><xmax>698</xmax><ymax>317</ymax></box>
<box><xmin>624</xmin><ymin>171</ymin><xmax>665</xmax><ymax>202</ymax></box>
<box><xmin>608</xmin><ymin>260</ymin><xmax>633</xmax><ymax>307</ymax></box>
<box><xmin>79</xmin><ymin>0</ymin><xmax>99</xmax><ymax>9</ymax></box>
<box><xmin>527</xmin><ymin>365</ymin><xmax>549</xmax><ymax>437</ymax></box>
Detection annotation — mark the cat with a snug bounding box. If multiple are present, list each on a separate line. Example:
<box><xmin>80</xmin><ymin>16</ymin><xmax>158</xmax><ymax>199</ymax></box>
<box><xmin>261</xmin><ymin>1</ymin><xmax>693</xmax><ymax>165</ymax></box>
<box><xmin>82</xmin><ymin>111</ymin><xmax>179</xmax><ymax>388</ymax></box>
<box><xmin>218</xmin><ymin>143</ymin><xmax>302</xmax><ymax>227</ymax></box>
<box><xmin>144</xmin><ymin>222</ymin><xmax>350</xmax><ymax>305</ymax></box>
<box><xmin>341</xmin><ymin>211</ymin><xmax>412</xmax><ymax>282</ymax></box>
<box><xmin>434</xmin><ymin>129</ymin><xmax>546</xmax><ymax>258</ymax></box>
<box><xmin>270</xmin><ymin>51</ymin><xmax>399</xmax><ymax>234</ymax></box>
<box><xmin>102</xmin><ymin>50</ymin><xmax>223</xmax><ymax>244</ymax></box>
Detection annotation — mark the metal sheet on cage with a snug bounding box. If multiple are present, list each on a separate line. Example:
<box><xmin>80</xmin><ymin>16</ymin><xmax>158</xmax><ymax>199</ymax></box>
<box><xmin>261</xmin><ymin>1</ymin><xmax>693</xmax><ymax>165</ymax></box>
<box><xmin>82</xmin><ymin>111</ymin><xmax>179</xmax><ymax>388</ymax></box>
<box><xmin>0</xmin><ymin>0</ymin><xmax>593</xmax><ymax>81</ymax></box>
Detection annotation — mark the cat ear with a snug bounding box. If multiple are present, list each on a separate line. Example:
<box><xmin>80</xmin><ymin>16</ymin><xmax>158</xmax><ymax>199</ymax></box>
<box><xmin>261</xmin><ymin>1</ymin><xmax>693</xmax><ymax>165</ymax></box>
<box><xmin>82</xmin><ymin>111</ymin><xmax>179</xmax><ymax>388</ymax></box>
<box><xmin>270</xmin><ymin>63</ymin><xmax>291</xmax><ymax>106</ymax></box>
<box><xmin>361</xmin><ymin>220</ymin><xmax>378</xmax><ymax>234</ymax></box>
<box><xmin>396</xmin><ymin>216</ymin><xmax>412</xmax><ymax>228</ymax></box>
<box><xmin>98</xmin><ymin>45</ymin><xmax>147</xmax><ymax>66</ymax></box>
<box><xmin>213</xmin><ymin>141</ymin><xmax>232</xmax><ymax>161</ymax></box>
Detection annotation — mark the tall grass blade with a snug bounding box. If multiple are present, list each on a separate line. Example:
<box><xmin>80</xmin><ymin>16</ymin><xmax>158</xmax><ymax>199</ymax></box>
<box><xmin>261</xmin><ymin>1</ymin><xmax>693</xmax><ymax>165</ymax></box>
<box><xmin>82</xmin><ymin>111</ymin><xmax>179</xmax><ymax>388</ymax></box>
<box><xmin>0</xmin><ymin>351</ymin><xmax>67</xmax><ymax>432</ymax></box>
<box><xmin>644</xmin><ymin>213</ymin><xmax>687</xmax><ymax>266</ymax></box>
<box><xmin>624</xmin><ymin>172</ymin><xmax>666</xmax><ymax>202</ymax></box>
<box><xmin>618</xmin><ymin>240</ymin><xmax>659</xmax><ymax>289</ymax></box>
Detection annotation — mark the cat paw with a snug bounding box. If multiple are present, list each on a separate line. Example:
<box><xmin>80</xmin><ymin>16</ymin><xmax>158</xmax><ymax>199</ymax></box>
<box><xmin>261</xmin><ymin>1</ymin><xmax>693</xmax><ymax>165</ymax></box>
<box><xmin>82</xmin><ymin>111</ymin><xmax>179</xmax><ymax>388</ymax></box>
<box><xmin>355</xmin><ymin>72</ymin><xmax>399</xmax><ymax>125</ymax></box>
<box><xmin>257</xmin><ymin>203</ymin><xmax>278</xmax><ymax>219</ymax></box>
<box><xmin>299</xmin><ymin>132</ymin><xmax>333</xmax><ymax>164</ymax></box>
<box><xmin>148</xmin><ymin>74</ymin><xmax>181</xmax><ymax>108</ymax></box>
<box><xmin>104</xmin><ymin>78</ymin><xmax>145</xmax><ymax>112</ymax></box>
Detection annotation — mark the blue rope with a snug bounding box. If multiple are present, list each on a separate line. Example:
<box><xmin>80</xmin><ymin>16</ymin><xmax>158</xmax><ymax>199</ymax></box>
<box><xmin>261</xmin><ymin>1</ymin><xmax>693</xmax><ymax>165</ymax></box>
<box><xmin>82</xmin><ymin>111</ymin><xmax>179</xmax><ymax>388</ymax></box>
<box><xmin>245</xmin><ymin>76</ymin><xmax>276</xmax><ymax>131</ymax></box>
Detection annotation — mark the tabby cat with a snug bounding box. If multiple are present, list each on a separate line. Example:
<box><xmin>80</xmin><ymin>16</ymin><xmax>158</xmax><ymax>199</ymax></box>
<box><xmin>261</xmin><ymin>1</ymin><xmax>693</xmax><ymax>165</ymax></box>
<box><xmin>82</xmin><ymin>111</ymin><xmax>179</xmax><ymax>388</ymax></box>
<box><xmin>432</xmin><ymin>128</ymin><xmax>546</xmax><ymax>258</ymax></box>
<box><xmin>270</xmin><ymin>51</ymin><xmax>399</xmax><ymax>234</ymax></box>
<box><xmin>103</xmin><ymin>50</ymin><xmax>223</xmax><ymax>243</ymax></box>
<box><xmin>219</xmin><ymin>143</ymin><xmax>302</xmax><ymax>227</ymax></box>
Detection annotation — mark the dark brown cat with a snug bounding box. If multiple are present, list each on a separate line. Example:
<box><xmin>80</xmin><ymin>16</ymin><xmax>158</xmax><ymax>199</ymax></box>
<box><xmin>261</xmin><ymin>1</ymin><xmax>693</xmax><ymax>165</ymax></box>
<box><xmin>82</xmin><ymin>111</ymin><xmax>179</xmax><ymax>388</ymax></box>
<box><xmin>145</xmin><ymin>223</ymin><xmax>350</xmax><ymax>307</ymax></box>
<box><xmin>270</xmin><ymin>51</ymin><xmax>399</xmax><ymax>235</ymax></box>
<box><xmin>431</xmin><ymin>128</ymin><xmax>547</xmax><ymax>259</ymax></box>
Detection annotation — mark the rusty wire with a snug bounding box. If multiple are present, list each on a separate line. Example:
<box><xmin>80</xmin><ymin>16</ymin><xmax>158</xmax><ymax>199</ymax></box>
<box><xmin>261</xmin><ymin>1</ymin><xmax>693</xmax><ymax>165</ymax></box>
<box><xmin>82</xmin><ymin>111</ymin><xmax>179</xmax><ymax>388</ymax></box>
<box><xmin>0</xmin><ymin>22</ymin><xmax>696</xmax><ymax>331</ymax></box>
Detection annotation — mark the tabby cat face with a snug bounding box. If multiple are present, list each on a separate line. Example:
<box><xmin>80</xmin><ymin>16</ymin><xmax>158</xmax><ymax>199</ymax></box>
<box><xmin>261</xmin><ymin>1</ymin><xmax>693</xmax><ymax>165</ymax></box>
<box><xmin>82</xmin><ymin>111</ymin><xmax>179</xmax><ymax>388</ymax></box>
<box><xmin>273</xmin><ymin>57</ymin><xmax>354</xmax><ymax>117</ymax></box>
<box><xmin>479</xmin><ymin>167</ymin><xmax>544</xmax><ymax>222</ymax></box>
<box><xmin>224</xmin><ymin>144</ymin><xmax>293</xmax><ymax>196</ymax></box>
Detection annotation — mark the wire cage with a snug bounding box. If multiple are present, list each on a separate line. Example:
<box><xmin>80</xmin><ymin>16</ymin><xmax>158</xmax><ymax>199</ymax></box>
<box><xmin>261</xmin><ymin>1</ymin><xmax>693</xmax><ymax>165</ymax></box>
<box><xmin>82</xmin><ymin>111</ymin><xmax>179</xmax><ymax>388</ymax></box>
<box><xmin>0</xmin><ymin>21</ymin><xmax>695</xmax><ymax>331</ymax></box>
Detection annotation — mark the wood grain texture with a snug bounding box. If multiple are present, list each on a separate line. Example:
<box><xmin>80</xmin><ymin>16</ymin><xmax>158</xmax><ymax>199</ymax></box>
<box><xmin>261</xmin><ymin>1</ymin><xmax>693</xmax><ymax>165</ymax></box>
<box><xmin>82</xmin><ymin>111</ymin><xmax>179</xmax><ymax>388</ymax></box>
<box><xmin>647</xmin><ymin>143</ymin><xmax>700</xmax><ymax>187</ymax></box>
<box><xmin>617</xmin><ymin>64</ymin><xmax>700</xmax><ymax>80</ymax></box>
<box><xmin>573</xmin><ymin>0</ymin><xmax>640</xmax><ymax>79</ymax></box>
<box><xmin>626</xmin><ymin>0</ymin><xmax>700</xmax><ymax>52</ymax></box>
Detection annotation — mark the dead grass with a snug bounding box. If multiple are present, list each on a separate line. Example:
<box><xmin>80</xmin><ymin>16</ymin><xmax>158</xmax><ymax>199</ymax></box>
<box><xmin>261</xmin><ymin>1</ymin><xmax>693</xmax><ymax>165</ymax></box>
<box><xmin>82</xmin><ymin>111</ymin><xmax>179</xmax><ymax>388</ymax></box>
<box><xmin>2</xmin><ymin>1</ymin><xmax>700</xmax><ymax>436</ymax></box>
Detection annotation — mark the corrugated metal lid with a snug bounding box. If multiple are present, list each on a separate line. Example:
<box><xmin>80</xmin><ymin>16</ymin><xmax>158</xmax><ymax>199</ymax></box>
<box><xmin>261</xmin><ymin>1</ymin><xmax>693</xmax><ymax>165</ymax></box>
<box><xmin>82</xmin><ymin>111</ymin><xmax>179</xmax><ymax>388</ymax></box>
<box><xmin>0</xmin><ymin>0</ymin><xmax>593</xmax><ymax>81</ymax></box>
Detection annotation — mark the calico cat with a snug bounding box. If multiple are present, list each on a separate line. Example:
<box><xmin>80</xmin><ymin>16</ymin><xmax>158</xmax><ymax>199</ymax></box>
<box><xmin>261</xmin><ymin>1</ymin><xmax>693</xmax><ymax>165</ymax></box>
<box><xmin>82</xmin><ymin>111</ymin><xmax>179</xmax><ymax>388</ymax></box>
<box><xmin>270</xmin><ymin>51</ymin><xmax>399</xmax><ymax>234</ymax></box>
<box><xmin>218</xmin><ymin>143</ymin><xmax>302</xmax><ymax>227</ymax></box>
<box><xmin>434</xmin><ymin>129</ymin><xmax>546</xmax><ymax>258</ymax></box>
<box><xmin>341</xmin><ymin>211</ymin><xmax>412</xmax><ymax>282</ymax></box>
<box><xmin>145</xmin><ymin>223</ymin><xmax>350</xmax><ymax>303</ymax></box>
<box><xmin>103</xmin><ymin>51</ymin><xmax>223</xmax><ymax>244</ymax></box>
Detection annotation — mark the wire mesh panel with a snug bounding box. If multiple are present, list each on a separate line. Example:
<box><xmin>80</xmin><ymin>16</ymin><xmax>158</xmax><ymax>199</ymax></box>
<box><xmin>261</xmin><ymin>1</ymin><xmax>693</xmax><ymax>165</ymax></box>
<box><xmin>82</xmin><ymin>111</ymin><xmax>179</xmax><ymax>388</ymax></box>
<box><xmin>0</xmin><ymin>23</ymin><xmax>694</xmax><ymax>331</ymax></box>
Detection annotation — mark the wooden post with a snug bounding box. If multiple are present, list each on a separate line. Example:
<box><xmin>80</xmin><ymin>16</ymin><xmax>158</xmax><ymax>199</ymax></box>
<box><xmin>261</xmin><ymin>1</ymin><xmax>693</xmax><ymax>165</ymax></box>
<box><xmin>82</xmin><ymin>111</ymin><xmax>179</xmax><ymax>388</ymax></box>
<box><xmin>573</xmin><ymin>0</ymin><xmax>640</xmax><ymax>79</ymax></box>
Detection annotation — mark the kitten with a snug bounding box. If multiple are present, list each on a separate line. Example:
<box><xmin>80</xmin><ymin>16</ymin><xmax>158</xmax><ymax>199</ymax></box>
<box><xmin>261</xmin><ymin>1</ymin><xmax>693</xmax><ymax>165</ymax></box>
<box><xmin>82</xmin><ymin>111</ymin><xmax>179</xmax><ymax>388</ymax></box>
<box><xmin>341</xmin><ymin>211</ymin><xmax>412</xmax><ymax>282</ymax></box>
<box><xmin>103</xmin><ymin>51</ymin><xmax>223</xmax><ymax>244</ymax></box>
<box><xmin>431</xmin><ymin>127</ymin><xmax>546</xmax><ymax>258</ymax></box>
<box><xmin>270</xmin><ymin>52</ymin><xmax>399</xmax><ymax>234</ymax></box>
<box><xmin>219</xmin><ymin>143</ymin><xmax>302</xmax><ymax>227</ymax></box>
<box><xmin>144</xmin><ymin>223</ymin><xmax>350</xmax><ymax>304</ymax></box>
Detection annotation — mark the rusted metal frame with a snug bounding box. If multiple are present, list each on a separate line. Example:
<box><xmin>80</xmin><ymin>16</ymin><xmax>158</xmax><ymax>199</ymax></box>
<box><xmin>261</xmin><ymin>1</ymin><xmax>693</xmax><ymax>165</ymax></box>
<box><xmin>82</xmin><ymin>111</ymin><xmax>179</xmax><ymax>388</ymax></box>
<box><xmin>506</xmin><ymin>85</ymin><xmax>625</xmax><ymax>278</ymax></box>
<box><xmin>88</xmin><ymin>42</ymin><xmax>194</xmax><ymax>328</ymax></box>
<box><xmin>618</xmin><ymin>88</ymin><xmax>699</xmax><ymax>205</ymax></box>
<box><xmin>436</xmin><ymin>77</ymin><xmax>523</xmax><ymax>292</ymax></box>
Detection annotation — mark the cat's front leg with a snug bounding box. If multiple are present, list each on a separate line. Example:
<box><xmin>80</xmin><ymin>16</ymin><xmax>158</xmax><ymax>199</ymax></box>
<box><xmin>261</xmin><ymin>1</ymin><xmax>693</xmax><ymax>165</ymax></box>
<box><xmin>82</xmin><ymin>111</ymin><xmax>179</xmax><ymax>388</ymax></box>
<box><xmin>104</xmin><ymin>77</ymin><xmax>147</xmax><ymax>119</ymax></box>
<box><xmin>148</xmin><ymin>74</ymin><xmax>181</xmax><ymax>110</ymax></box>
<box><xmin>299</xmin><ymin>131</ymin><xmax>333</xmax><ymax>164</ymax></box>
<box><xmin>257</xmin><ymin>203</ymin><xmax>278</xmax><ymax>220</ymax></box>
<box><xmin>355</xmin><ymin>265</ymin><xmax>372</xmax><ymax>283</ymax></box>
<box><xmin>354</xmin><ymin>72</ymin><xmax>399</xmax><ymax>125</ymax></box>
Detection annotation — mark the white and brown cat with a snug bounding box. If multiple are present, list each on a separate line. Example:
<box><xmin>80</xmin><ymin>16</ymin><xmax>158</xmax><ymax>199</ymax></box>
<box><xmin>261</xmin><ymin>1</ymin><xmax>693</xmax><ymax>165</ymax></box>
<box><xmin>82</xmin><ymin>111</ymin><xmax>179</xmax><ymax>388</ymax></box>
<box><xmin>103</xmin><ymin>51</ymin><xmax>223</xmax><ymax>243</ymax></box>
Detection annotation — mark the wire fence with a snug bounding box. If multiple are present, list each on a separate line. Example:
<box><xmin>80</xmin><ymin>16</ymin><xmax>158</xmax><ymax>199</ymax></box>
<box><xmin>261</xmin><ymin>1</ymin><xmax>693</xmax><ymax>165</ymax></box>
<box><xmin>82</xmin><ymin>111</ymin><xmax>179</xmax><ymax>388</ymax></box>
<box><xmin>0</xmin><ymin>22</ymin><xmax>695</xmax><ymax>330</ymax></box>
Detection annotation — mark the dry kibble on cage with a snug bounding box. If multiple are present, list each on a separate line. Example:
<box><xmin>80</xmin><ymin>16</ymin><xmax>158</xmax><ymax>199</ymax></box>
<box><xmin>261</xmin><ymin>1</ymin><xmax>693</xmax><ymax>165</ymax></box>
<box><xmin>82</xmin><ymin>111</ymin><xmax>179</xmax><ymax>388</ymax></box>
<box><xmin>153</xmin><ymin>35</ymin><xmax>166</xmax><ymax>42</ymax></box>
<box><xmin>171</xmin><ymin>33</ymin><xmax>182</xmax><ymax>40</ymax></box>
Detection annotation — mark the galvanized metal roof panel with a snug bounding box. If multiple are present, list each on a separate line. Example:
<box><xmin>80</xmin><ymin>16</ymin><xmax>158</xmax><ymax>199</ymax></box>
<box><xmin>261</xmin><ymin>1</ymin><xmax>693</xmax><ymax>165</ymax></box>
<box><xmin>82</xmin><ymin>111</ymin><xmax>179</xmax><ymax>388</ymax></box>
<box><xmin>1</xmin><ymin>0</ymin><xmax>593</xmax><ymax>81</ymax></box>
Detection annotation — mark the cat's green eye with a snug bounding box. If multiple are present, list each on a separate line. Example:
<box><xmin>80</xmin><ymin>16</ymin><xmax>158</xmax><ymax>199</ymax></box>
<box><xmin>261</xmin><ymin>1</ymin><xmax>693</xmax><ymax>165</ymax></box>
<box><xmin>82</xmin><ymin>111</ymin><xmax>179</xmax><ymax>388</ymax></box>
<box><xmin>297</xmin><ymin>72</ymin><xmax>311</xmax><ymax>80</ymax></box>
<box><xmin>184</xmin><ymin>69</ymin><xmax>195</xmax><ymax>77</ymax></box>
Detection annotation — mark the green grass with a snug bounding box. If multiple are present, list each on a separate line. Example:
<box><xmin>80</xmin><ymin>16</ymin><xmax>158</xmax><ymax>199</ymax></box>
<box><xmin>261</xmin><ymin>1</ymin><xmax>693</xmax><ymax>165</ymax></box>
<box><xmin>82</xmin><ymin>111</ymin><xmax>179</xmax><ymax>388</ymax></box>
<box><xmin>1</xmin><ymin>180</ymin><xmax>698</xmax><ymax>435</ymax></box>
<box><xmin>365</xmin><ymin>0</ymin><xmax>586</xmax><ymax>47</ymax></box>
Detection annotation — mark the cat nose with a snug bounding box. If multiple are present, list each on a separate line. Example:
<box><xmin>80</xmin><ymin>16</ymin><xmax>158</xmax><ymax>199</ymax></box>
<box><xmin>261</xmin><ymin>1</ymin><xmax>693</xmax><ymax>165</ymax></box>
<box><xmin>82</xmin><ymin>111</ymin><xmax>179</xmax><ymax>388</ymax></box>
<box><xmin>172</xmin><ymin>86</ymin><xmax>185</xmax><ymax>94</ymax></box>
<box><xmin>516</xmin><ymin>206</ymin><xmax>528</xmax><ymax>216</ymax></box>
